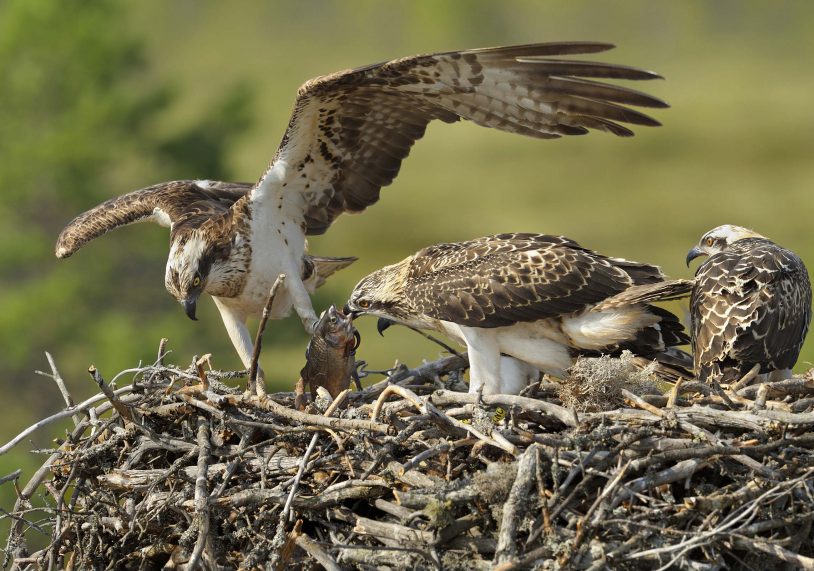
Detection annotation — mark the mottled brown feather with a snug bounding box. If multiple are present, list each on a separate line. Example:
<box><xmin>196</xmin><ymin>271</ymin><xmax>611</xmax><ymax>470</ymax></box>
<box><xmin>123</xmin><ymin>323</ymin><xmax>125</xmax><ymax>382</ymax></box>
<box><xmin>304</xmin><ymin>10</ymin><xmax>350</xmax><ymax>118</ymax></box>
<box><xmin>260</xmin><ymin>42</ymin><xmax>666</xmax><ymax>235</ymax></box>
<box><xmin>691</xmin><ymin>238</ymin><xmax>812</xmax><ymax>381</ymax></box>
<box><xmin>55</xmin><ymin>181</ymin><xmax>252</xmax><ymax>258</ymax></box>
<box><xmin>401</xmin><ymin>233</ymin><xmax>669</xmax><ymax>328</ymax></box>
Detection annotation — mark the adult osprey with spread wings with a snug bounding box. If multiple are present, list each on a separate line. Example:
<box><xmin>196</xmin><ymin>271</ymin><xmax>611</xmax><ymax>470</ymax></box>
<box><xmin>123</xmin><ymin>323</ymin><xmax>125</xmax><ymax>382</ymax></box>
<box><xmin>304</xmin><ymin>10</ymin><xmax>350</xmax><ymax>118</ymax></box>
<box><xmin>56</xmin><ymin>42</ymin><xmax>667</xmax><ymax>395</ymax></box>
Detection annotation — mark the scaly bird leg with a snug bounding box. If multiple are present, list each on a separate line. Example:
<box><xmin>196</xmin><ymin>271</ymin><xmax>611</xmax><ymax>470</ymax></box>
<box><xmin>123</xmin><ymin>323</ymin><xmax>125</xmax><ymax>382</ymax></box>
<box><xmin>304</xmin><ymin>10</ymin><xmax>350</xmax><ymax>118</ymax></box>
<box><xmin>212</xmin><ymin>298</ymin><xmax>267</xmax><ymax>398</ymax></box>
<box><xmin>286</xmin><ymin>272</ymin><xmax>319</xmax><ymax>334</ymax></box>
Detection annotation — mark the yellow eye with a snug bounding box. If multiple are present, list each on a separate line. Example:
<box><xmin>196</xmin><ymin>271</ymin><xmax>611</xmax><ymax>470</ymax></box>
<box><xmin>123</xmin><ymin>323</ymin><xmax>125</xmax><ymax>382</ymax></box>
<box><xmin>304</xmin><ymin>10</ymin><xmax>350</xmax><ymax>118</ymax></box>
<box><xmin>358</xmin><ymin>299</ymin><xmax>371</xmax><ymax>309</ymax></box>
<box><xmin>193</xmin><ymin>276</ymin><xmax>201</xmax><ymax>287</ymax></box>
<box><xmin>705</xmin><ymin>237</ymin><xmax>714</xmax><ymax>247</ymax></box>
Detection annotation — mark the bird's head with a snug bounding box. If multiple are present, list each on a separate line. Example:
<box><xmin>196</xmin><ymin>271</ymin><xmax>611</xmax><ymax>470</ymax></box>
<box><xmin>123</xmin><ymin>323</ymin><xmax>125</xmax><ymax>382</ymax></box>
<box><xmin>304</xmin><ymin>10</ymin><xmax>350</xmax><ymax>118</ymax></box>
<box><xmin>686</xmin><ymin>224</ymin><xmax>766</xmax><ymax>267</ymax></box>
<box><xmin>165</xmin><ymin>227</ymin><xmax>244</xmax><ymax>320</ymax></box>
<box><xmin>344</xmin><ymin>261</ymin><xmax>412</xmax><ymax>324</ymax></box>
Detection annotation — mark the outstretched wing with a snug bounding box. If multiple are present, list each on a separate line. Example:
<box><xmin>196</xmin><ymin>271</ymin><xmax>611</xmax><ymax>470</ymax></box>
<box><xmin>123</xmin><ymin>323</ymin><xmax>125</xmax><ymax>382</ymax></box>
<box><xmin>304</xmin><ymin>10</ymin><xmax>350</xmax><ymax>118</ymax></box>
<box><xmin>402</xmin><ymin>233</ymin><xmax>647</xmax><ymax>328</ymax></box>
<box><xmin>258</xmin><ymin>42</ymin><xmax>667</xmax><ymax>235</ymax></box>
<box><xmin>691</xmin><ymin>240</ymin><xmax>812</xmax><ymax>376</ymax></box>
<box><xmin>55</xmin><ymin>180</ymin><xmax>252</xmax><ymax>258</ymax></box>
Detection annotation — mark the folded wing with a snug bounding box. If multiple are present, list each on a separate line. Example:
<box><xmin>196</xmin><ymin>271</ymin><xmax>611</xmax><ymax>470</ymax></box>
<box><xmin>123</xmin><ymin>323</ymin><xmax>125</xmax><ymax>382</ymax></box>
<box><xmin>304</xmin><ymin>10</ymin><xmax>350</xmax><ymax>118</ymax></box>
<box><xmin>402</xmin><ymin>233</ymin><xmax>664</xmax><ymax>328</ymax></box>
<box><xmin>692</xmin><ymin>242</ymin><xmax>812</xmax><ymax>375</ymax></box>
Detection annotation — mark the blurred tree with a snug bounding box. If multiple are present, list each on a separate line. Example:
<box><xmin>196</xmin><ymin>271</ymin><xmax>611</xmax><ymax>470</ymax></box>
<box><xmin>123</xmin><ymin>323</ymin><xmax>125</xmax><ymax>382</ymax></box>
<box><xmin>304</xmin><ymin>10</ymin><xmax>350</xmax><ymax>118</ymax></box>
<box><xmin>0</xmin><ymin>0</ymin><xmax>254</xmax><ymax>420</ymax></box>
<box><xmin>0</xmin><ymin>0</ymin><xmax>259</xmax><ymax>540</ymax></box>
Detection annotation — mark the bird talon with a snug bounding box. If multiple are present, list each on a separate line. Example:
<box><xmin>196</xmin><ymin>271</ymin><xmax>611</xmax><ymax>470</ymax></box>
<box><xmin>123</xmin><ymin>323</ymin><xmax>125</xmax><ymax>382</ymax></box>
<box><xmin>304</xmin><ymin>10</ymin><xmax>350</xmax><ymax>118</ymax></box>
<box><xmin>304</xmin><ymin>317</ymin><xmax>319</xmax><ymax>335</ymax></box>
<box><xmin>255</xmin><ymin>383</ymin><xmax>268</xmax><ymax>399</ymax></box>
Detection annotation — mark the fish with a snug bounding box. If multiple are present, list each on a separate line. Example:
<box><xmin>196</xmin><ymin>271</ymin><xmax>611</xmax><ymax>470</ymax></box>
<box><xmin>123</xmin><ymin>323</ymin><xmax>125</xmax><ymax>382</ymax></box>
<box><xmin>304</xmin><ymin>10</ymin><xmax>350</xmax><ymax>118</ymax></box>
<box><xmin>296</xmin><ymin>305</ymin><xmax>360</xmax><ymax>408</ymax></box>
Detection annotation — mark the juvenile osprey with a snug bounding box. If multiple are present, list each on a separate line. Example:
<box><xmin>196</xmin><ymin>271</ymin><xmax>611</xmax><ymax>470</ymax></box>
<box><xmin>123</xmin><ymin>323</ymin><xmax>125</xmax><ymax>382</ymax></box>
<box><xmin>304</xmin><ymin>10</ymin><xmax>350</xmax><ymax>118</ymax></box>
<box><xmin>56</xmin><ymin>42</ymin><xmax>668</xmax><ymax>394</ymax></box>
<box><xmin>686</xmin><ymin>224</ymin><xmax>811</xmax><ymax>383</ymax></box>
<box><xmin>346</xmin><ymin>233</ymin><xmax>692</xmax><ymax>394</ymax></box>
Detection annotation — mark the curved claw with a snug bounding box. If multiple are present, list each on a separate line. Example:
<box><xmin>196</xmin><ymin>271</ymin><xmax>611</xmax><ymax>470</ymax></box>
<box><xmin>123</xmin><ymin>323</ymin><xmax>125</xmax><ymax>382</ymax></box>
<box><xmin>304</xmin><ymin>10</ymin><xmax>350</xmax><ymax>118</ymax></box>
<box><xmin>354</xmin><ymin>360</ymin><xmax>369</xmax><ymax>379</ymax></box>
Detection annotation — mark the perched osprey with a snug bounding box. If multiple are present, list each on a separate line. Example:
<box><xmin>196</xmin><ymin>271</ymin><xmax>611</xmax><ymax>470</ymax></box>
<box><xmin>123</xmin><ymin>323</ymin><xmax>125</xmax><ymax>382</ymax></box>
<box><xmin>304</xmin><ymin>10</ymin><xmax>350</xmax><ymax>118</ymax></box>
<box><xmin>346</xmin><ymin>233</ymin><xmax>692</xmax><ymax>394</ymax></box>
<box><xmin>56</xmin><ymin>42</ymin><xmax>668</xmax><ymax>394</ymax></box>
<box><xmin>686</xmin><ymin>224</ymin><xmax>812</xmax><ymax>383</ymax></box>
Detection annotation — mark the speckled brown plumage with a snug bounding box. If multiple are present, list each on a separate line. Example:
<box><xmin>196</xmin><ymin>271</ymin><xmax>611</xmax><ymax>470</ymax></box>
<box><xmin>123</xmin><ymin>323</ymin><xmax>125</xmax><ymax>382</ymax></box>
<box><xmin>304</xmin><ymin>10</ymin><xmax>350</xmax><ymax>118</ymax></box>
<box><xmin>406</xmin><ymin>234</ymin><xmax>684</xmax><ymax>334</ymax></box>
<box><xmin>350</xmin><ymin>233</ymin><xmax>690</xmax><ymax>355</ymax></box>
<box><xmin>263</xmin><ymin>42</ymin><xmax>667</xmax><ymax>235</ymax></box>
<box><xmin>55</xmin><ymin>180</ymin><xmax>252</xmax><ymax>258</ymax></box>
<box><xmin>690</xmin><ymin>236</ymin><xmax>812</xmax><ymax>382</ymax></box>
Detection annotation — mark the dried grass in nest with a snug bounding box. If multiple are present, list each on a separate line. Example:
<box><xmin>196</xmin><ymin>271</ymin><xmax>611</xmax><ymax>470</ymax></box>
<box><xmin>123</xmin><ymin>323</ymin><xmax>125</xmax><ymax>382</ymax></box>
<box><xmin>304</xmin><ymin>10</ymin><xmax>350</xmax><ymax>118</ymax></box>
<box><xmin>558</xmin><ymin>351</ymin><xmax>662</xmax><ymax>412</ymax></box>
<box><xmin>2</xmin><ymin>342</ymin><xmax>814</xmax><ymax>571</ymax></box>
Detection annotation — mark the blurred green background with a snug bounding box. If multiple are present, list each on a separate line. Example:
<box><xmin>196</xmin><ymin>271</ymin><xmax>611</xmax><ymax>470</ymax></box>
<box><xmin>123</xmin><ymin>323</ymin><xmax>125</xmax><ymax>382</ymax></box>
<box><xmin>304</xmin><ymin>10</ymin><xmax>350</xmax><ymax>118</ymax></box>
<box><xmin>2</xmin><ymin>0</ymin><xmax>814</xmax><ymax>525</ymax></box>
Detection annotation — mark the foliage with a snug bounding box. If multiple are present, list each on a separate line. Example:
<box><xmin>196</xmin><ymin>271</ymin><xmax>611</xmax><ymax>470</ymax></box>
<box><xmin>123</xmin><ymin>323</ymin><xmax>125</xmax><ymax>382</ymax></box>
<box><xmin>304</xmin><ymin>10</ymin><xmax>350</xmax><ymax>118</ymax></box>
<box><xmin>0</xmin><ymin>0</ymin><xmax>256</xmax><ymax>389</ymax></box>
<box><xmin>0</xmin><ymin>0</ymin><xmax>256</xmax><ymax>506</ymax></box>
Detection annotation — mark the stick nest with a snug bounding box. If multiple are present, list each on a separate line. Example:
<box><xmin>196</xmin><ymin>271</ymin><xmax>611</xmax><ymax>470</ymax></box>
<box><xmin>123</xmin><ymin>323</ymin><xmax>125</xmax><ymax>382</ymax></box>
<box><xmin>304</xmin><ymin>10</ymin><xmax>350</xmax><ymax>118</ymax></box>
<box><xmin>4</xmin><ymin>351</ymin><xmax>814</xmax><ymax>570</ymax></box>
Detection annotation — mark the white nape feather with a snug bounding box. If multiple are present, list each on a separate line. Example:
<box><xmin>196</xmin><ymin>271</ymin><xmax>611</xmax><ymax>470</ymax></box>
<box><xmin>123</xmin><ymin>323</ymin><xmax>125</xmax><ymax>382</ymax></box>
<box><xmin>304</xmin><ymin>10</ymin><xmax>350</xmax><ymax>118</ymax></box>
<box><xmin>179</xmin><ymin>235</ymin><xmax>207</xmax><ymax>269</ymax></box>
<box><xmin>194</xmin><ymin>179</ymin><xmax>213</xmax><ymax>189</ymax></box>
<box><xmin>166</xmin><ymin>234</ymin><xmax>208</xmax><ymax>287</ymax></box>
<box><xmin>706</xmin><ymin>224</ymin><xmax>765</xmax><ymax>244</ymax></box>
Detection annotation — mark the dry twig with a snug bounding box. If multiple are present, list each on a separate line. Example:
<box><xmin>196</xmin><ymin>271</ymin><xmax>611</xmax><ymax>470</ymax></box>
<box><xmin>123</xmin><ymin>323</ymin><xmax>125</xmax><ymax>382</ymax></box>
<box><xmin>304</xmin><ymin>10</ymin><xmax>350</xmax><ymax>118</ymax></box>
<box><xmin>2</xmin><ymin>350</ymin><xmax>814</xmax><ymax>570</ymax></box>
<box><xmin>248</xmin><ymin>273</ymin><xmax>286</xmax><ymax>397</ymax></box>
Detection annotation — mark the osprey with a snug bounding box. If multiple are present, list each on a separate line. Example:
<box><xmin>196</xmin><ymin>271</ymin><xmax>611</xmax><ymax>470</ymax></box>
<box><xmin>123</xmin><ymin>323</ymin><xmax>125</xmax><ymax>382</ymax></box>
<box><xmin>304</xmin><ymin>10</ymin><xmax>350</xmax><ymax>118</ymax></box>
<box><xmin>56</xmin><ymin>42</ymin><xmax>668</xmax><ymax>395</ymax></box>
<box><xmin>346</xmin><ymin>233</ymin><xmax>692</xmax><ymax>394</ymax></box>
<box><xmin>686</xmin><ymin>224</ymin><xmax>812</xmax><ymax>383</ymax></box>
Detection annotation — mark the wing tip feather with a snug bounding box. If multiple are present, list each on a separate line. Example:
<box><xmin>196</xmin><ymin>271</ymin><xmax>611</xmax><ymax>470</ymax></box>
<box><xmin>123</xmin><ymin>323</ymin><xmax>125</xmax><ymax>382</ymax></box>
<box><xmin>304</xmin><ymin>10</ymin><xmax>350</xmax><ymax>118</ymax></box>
<box><xmin>55</xmin><ymin>230</ymin><xmax>77</xmax><ymax>259</ymax></box>
<box><xmin>470</xmin><ymin>41</ymin><xmax>617</xmax><ymax>57</ymax></box>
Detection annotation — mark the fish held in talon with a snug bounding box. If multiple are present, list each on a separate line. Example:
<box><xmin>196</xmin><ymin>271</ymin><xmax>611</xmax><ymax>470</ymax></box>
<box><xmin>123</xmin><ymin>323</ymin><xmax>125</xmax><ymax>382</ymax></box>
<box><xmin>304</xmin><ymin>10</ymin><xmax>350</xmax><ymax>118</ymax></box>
<box><xmin>299</xmin><ymin>305</ymin><xmax>360</xmax><ymax>404</ymax></box>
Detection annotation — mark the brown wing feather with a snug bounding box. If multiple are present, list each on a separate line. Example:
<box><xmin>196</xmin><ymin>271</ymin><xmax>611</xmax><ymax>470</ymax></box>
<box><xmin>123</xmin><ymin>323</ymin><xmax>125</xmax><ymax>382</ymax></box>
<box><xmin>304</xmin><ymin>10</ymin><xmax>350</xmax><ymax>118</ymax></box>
<box><xmin>55</xmin><ymin>180</ymin><xmax>252</xmax><ymax>258</ymax></box>
<box><xmin>260</xmin><ymin>42</ymin><xmax>666</xmax><ymax>235</ymax></box>
<box><xmin>691</xmin><ymin>239</ymin><xmax>812</xmax><ymax>380</ymax></box>
<box><xmin>403</xmin><ymin>233</ymin><xmax>660</xmax><ymax>328</ymax></box>
<box><xmin>592</xmin><ymin>279</ymin><xmax>693</xmax><ymax>311</ymax></box>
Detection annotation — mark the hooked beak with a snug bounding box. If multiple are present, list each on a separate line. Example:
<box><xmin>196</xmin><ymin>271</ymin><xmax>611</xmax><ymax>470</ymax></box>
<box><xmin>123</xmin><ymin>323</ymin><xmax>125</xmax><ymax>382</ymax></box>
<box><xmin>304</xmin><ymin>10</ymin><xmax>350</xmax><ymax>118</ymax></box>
<box><xmin>686</xmin><ymin>246</ymin><xmax>705</xmax><ymax>267</ymax></box>
<box><xmin>181</xmin><ymin>296</ymin><xmax>199</xmax><ymax>321</ymax></box>
<box><xmin>377</xmin><ymin>317</ymin><xmax>394</xmax><ymax>337</ymax></box>
<box><xmin>343</xmin><ymin>303</ymin><xmax>360</xmax><ymax>319</ymax></box>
